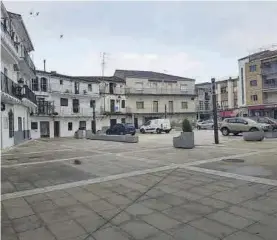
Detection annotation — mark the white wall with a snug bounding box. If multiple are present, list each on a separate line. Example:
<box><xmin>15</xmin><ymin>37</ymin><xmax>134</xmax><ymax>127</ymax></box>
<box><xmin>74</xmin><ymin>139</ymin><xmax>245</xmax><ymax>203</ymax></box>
<box><xmin>126</xmin><ymin>95</ymin><xmax>195</xmax><ymax>114</ymax></box>
<box><xmin>1</xmin><ymin>103</ymin><xmax>14</xmax><ymax>149</ymax></box>
<box><xmin>238</xmin><ymin>58</ymin><xmax>249</xmax><ymax>107</ymax></box>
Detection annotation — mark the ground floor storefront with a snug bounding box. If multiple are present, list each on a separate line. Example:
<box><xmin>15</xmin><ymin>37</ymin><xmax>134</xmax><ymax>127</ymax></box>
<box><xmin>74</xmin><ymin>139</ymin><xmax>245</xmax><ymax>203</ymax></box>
<box><xmin>248</xmin><ymin>104</ymin><xmax>277</xmax><ymax>119</ymax></box>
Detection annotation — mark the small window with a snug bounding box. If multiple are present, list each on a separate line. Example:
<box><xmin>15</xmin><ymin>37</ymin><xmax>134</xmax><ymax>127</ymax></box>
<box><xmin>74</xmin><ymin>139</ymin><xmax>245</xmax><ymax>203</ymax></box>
<box><xmin>32</xmin><ymin>78</ymin><xmax>39</xmax><ymax>91</ymax></box>
<box><xmin>31</xmin><ymin>122</ymin><xmax>38</xmax><ymax>130</ymax></box>
<box><xmin>68</xmin><ymin>122</ymin><xmax>73</xmax><ymax>131</ymax></box>
<box><xmin>249</xmin><ymin>65</ymin><xmax>257</xmax><ymax>72</ymax></box>
<box><xmin>121</xmin><ymin>118</ymin><xmax>126</xmax><ymax>123</ymax></box>
<box><xmin>60</xmin><ymin>79</ymin><xmax>63</xmax><ymax>85</ymax></box>
<box><xmin>181</xmin><ymin>102</ymin><xmax>188</xmax><ymax>109</ymax></box>
<box><xmin>40</xmin><ymin>77</ymin><xmax>48</xmax><ymax>92</ymax></box>
<box><xmin>121</xmin><ymin>100</ymin><xmax>125</xmax><ymax>108</ymax></box>
<box><xmin>227</xmin><ymin>118</ymin><xmax>237</xmax><ymax>123</ymax></box>
<box><xmin>79</xmin><ymin>121</ymin><xmax>86</xmax><ymax>130</ymax></box>
<box><xmin>136</xmin><ymin>101</ymin><xmax>144</xmax><ymax>109</ymax></box>
<box><xmin>90</xmin><ymin>100</ymin><xmax>95</xmax><ymax>108</ymax></box>
<box><xmin>60</xmin><ymin>98</ymin><xmax>68</xmax><ymax>106</ymax></box>
<box><xmin>250</xmin><ymin>80</ymin><xmax>257</xmax><ymax>86</ymax></box>
<box><xmin>88</xmin><ymin>84</ymin><xmax>92</xmax><ymax>91</ymax></box>
<box><xmin>251</xmin><ymin>95</ymin><xmax>258</xmax><ymax>101</ymax></box>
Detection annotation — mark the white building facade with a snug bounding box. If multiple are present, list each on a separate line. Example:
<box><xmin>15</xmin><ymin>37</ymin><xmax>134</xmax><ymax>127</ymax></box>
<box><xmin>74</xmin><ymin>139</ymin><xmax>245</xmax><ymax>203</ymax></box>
<box><xmin>1</xmin><ymin>3</ymin><xmax>37</xmax><ymax>149</ymax></box>
<box><xmin>114</xmin><ymin>70</ymin><xmax>197</xmax><ymax>128</ymax></box>
<box><xmin>30</xmin><ymin>71</ymin><xmax>100</xmax><ymax>138</ymax></box>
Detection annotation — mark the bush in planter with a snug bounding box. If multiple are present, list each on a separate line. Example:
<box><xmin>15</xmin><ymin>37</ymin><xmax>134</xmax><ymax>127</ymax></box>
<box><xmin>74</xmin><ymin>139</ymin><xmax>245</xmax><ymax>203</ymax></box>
<box><xmin>173</xmin><ymin>119</ymin><xmax>194</xmax><ymax>149</ymax></box>
<box><xmin>182</xmin><ymin>119</ymin><xmax>192</xmax><ymax>132</ymax></box>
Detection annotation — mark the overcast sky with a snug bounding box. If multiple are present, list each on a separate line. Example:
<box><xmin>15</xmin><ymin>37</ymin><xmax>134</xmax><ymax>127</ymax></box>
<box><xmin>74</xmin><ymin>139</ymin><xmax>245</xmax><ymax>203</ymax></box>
<box><xmin>4</xmin><ymin>1</ymin><xmax>277</xmax><ymax>83</ymax></box>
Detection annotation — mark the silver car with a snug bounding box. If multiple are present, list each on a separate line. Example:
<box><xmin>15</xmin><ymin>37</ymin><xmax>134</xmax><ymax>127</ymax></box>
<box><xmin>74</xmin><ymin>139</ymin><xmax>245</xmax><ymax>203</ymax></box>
<box><xmin>196</xmin><ymin>120</ymin><xmax>214</xmax><ymax>130</ymax></box>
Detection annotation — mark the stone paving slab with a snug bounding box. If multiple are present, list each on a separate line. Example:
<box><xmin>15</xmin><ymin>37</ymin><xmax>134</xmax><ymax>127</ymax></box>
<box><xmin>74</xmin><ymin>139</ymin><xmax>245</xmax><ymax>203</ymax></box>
<box><xmin>197</xmin><ymin>151</ymin><xmax>277</xmax><ymax>180</ymax></box>
<box><xmin>2</xmin><ymin>134</ymin><xmax>277</xmax><ymax>240</ymax></box>
<box><xmin>2</xmin><ymin>168</ymin><xmax>277</xmax><ymax>240</ymax></box>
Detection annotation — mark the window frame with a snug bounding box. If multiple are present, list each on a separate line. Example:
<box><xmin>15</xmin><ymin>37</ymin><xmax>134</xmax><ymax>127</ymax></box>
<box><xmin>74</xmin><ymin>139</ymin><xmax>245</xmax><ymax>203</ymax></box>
<box><xmin>181</xmin><ymin>101</ymin><xmax>188</xmax><ymax>109</ymax></box>
<box><xmin>31</xmin><ymin>122</ymin><xmax>38</xmax><ymax>130</ymax></box>
<box><xmin>88</xmin><ymin>84</ymin><xmax>92</xmax><ymax>91</ymax></box>
<box><xmin>60</xmin><ymin>98</ymin><xmax>68</xmax><ymax>106</ymax></box>
<box><xmin>68</xmin><ymin>122</ymin><xmax>73</xmax><ymax>131</ymax></box>
<box><xmin>250</xmin><ymin>80</ymin><xmax>257</xmax><ymax>86</ymax></box>
<box><xmin>121</xmin><ymin>100</ymin><xmax>125</xmax><ymax>108</ymax></box>
<box><xmin>136</xmin><ymin>101</ymin><xmax>144</xmax><ymax>109</ymax></box>
<box><xmin>90</xmin><ymin>100</ymin><xmax>95</xmax><ymax>108</ymax></box>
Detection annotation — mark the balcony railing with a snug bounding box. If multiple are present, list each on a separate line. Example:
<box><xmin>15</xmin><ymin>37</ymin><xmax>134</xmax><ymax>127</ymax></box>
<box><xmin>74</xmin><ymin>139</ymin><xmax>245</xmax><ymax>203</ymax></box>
<box><xmin>1</xmin><ymin>73</ymin><xmax>22</xmax><ymax>99</ymax></box>
<box><xmin>99</xmin><ymin>86</ymin><xmax>125</xmax><ymax>95</ymax></box>
<box><xmin>125</xmin><ymin>87</ymin><xmax>195</xmax><ymax>95</ymax></box>
<box><xmin>22</xmin><ymin>85</ymin><xmax>37</xmax><ymax>105</ymax></box>
<box><xmin>36</xmin><ymin>100</ymin><xmax>55</xmax><ymax>115</ymax></box>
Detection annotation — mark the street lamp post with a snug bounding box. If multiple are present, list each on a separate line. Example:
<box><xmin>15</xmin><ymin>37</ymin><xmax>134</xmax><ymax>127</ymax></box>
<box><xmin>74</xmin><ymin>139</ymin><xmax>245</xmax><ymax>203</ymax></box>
<box><xmin>211</xmin><ymin>78</ymin><xmax>219</xmax><ymax>144</ymax></box>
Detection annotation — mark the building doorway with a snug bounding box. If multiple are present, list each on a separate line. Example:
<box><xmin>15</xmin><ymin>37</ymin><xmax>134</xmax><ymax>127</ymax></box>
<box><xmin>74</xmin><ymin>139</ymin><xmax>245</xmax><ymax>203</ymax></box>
<box><xmin>54</xmin><ymin>121</ymin><xmax>60</xmax><ymax>137</ymax></box>
<box><xmin>110</xmin><ymin>119</ymin><xmax>117</xmax><ymax>128</ymax></box>
<box><xmin>40</xmin><ymin>121</ymin><xmax>50</xmax><ymax>138</ymax></box>
<box><xmin>134</xmin><ymin>118</ymin><xmax>138</xmax><ymax>129</ymax></box>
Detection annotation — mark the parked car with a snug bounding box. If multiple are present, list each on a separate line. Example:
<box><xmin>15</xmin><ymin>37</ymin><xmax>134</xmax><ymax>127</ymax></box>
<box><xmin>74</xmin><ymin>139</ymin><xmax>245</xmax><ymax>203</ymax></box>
<box><xmin>140</xmin><ymin>119</ymin><xmax>171</xmax><ymax>134</ymax></box>
<box><xmin>250</xmin><ymin>117</ymin><xmax>277</xmax><ymax>131</ymax></box>
<box><xmin>106</xmin><ymin>123</ymin><xmax>136</xmax><ymax>135</ymax></box>
<box><xmin>220</xmin><ymin>117</ymin><xmax>272</xmax><ymax>136</ymax></box>
<box><xmin>196</xmin><ymin>120</ymin><xmax>214</xmax><ymax>130</ymax></box>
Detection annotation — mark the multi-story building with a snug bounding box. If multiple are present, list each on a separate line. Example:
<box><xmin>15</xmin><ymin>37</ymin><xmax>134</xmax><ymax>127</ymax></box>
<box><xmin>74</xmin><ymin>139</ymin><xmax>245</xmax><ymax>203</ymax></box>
<box><xmin>114</xmin><ymin>70</ymin><xmax>196</xmax><ymax>128</ymax></box>
<box><xmin>215</xmin><ymin>77</ymin><xmax>239</xmax><ymax>118</ymax></box>
<box><xmin>238</xmin><ymin>49</ymin><xmax>277</xmax><ymax>118</ymax></box>
<box><xmin>195</xmin><ymin>82</ymin><xmax>212</xmax><ymax>120</ymax></box>
<box><xmin>1</xmin><ymin>2</ymin><xmax>37</xmax><ymax>149</ymax></box>
<box><xmin>30</xmin><ymin>70</ymin><xmax>99</xmax><ymax>138</ymax></box>
<box><xmin>78</xmin><ymin>75</ymin><xmax>129</xmax><ymax>128</ymax></box>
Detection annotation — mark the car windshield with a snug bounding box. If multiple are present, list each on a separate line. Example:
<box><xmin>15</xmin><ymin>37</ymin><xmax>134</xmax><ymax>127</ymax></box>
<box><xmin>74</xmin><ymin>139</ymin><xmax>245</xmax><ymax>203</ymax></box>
<box><xmin>144</xmin><ymin>121</ymin><xmax>151</xmax><ymax>126</ymax></box>
<box><xmin>125</xmin><ymin>123</ymin><xmax>134</xmax><ymax>127</ymax></box>
<box><xmin>266</xmin><ymin>117</ymin><xmax>277</xmax><ymax>123</ymax></box>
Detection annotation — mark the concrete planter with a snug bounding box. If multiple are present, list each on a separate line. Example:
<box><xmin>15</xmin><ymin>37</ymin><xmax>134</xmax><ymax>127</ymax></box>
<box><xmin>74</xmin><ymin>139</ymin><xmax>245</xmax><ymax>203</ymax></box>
<box><xmin>173</xmin><ymin>132</ymin><xmax>195</xmax><ymax>149</ymax></box>
<box><xmin>264</xmin><ymin>131</ymin><xmax>277</xmax><ymax>138</ymax></box>
<box><xmin>87</xmin><ymin>134</ymin><xmax>138</xmax><ymax>143</ymax></box>
<box><xmin>243</xmin><ymin>131</ymin><xmax>265</xmax><ymax>141</ymax></box>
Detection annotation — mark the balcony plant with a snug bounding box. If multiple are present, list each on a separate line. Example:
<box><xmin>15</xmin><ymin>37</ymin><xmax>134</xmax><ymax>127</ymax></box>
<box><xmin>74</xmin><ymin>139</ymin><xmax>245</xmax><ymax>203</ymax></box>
<box><xmin>173</xmin><ymin>118</ymin><xmax>195</xmax><ymax>149</ymax></box>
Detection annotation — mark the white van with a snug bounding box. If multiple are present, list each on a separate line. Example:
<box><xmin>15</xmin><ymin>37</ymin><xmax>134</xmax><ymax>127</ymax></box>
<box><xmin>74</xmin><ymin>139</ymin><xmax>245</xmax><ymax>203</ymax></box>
<box><xmin>140</xmin><ymin>119</ymin><xmax>171</xmax><ymax>134</ymax></box>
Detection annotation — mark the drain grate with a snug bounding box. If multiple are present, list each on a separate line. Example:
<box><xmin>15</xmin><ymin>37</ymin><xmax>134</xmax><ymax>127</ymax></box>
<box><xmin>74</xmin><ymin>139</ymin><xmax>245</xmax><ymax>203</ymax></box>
<box><xmin>222</xmin><ymin>159</ymin><xmax>245</xmax><ymax>163</ymax></box>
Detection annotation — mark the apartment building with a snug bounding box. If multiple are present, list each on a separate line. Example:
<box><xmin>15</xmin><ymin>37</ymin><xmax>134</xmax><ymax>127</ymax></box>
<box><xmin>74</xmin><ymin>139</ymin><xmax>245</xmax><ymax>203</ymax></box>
<box><xmin>238</xmin><ymin>49</ymin><xmax>277</xmax><ymax>118</ymax></box>
<box><xmin>76</xmin><ymin>75</ymin><xmax>129</xmax><ymax>128</ymax></box>
<box><xmin>195</xmin><ymin>82</ymin><xmax>212</xmax><ymax>120</ymax></box>
<box><xmin>114</xmin><ymin>70</ymin><xmax>196</xmax><ymax>128</ymax></box>
<box><xmin>30</xmin><ymin>70</ymin><xmax>99</xmax><ymax>138</ymax></box>
<box><xmin>1</xmin><ymin>2</ymin><xmax>37</xmax><ymax>149</ymax></box>
<box><xmin>215</xmin><ymin>77</ymin><xmax>239</xmax><ymax>118</ymax></box>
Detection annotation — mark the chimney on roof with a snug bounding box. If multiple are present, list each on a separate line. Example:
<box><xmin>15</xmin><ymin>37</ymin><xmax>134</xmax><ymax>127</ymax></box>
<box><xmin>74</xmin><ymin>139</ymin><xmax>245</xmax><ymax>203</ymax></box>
<box><xmin>43</xmin><ymin>59</ymin><xmax>46</xmax><ymax>72</ymax></box>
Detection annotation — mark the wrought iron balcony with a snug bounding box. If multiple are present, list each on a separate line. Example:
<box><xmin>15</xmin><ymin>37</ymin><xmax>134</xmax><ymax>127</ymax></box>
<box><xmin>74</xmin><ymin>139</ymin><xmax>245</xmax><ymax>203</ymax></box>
<box><xmin>22</xmin><ymin>85</ymin><xmax>37</xmax><ymax>105</ymax></box>
<box><xmin>1</xmin><ymin>72</ymin><xmax>22</xmax><ymax>99</ymax></box>
<box><xmin>36</xmin><ymin>100</ymin><xmax>55</xmax><ymax>115</ymax></box>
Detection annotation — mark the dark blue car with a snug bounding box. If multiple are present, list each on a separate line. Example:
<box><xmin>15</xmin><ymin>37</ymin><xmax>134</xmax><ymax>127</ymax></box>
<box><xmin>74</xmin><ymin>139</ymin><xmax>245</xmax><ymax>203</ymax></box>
<box><xmin>106</xmin><ymin>123</ymin><xmax>136</xmax><ymax>135</ymax></box>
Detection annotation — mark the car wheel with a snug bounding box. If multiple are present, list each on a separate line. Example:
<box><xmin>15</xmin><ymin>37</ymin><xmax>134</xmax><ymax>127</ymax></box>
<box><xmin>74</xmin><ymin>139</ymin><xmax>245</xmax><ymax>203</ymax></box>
<box><xmin>197</xmin><ymin>126</ymin><xmax>201</xmax><ymax>130</ymax></box>
<box><xmin>249</xmin><ymin>127</ymin><xmax>259</xmax><ymax>132</ymax></box>
<box><xmin>156</xmin><ymin>128</ymin><xmax>162</xmax><ymax>134</ymax></box>
<box><xmin>140</xmin><ymin>128</ymin><xmax>145</xmax><ymax>134</ymax></box>
<box><xmin>221</xmin><ymin>127</ymin><xmax>229</xmax><ymax>136</ymax></box>
<box><xmin>165</xmin><ymin>130</ymin><xmax>170</xmax><ymax>134</ymax></box>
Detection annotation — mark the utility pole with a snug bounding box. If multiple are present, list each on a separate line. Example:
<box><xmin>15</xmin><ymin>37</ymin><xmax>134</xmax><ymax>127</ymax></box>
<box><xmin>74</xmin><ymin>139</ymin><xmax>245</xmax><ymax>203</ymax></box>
<box><xmin>92</xmin><ymin>101</ymin><xmax>96</xmax><ymax>134</ymax></box>
<box><xmin>101</xmin><ymin>52</ymin><xmax>106</xmax><ymax>112</ymax></box>
<box><xmin>165</xmin><ymin>104</ymin><xmax>167</xmax><ymax>119</ymax></box>
<box><xmin>211</xmin><ymin>78</ymin><xmax>219</xmax><ymax>144</ymax></box>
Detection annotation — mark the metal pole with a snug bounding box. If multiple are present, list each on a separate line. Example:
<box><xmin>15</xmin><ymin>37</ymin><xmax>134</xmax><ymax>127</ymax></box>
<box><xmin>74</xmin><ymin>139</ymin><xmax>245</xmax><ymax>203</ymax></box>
<box><xmin>211</xmin><ymin>78</ymin><xmax>219</xmax><ymax>144</ymax></box>
<box><xmin>43</xmin><ymin>59</ymin><xmax>46</xmax><ymax>71</ymax></box>
<box><xmin>92</xmin><ymin>102</ymin><xmax>96</xmax><ymax>134</ymax></box>
<box><xmin>165</xmin><ymin>104</ymin><xmax>167</xmax><ymax>119</ymax></box>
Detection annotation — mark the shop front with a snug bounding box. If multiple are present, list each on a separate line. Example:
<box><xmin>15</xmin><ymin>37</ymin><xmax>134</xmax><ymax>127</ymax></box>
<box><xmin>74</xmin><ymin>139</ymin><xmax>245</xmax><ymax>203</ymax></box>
<box><xmin>248</xmin><ymin>104</ymin><xmax>277</xmax><ymax>119</ymax></box>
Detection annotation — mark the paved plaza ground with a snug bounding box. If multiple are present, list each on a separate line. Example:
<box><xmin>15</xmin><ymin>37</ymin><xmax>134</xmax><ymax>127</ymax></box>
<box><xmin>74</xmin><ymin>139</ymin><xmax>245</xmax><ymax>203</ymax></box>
<box><xmin>1</xmin><ymin>130</ymin><xmax>277</xmax><ymax>240</ymax></box>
